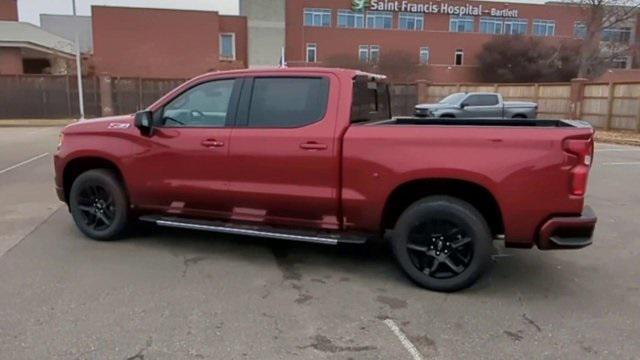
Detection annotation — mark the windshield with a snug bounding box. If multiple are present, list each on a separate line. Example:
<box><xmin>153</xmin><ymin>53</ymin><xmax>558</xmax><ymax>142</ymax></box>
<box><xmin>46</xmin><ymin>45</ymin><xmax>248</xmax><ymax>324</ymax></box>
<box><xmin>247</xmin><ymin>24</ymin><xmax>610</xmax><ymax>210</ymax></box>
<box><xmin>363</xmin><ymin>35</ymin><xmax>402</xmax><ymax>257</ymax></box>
<box><xmin>439</xmin><ymin>93</ymin><xmax>466</xmax><ymax>105</ymax></box>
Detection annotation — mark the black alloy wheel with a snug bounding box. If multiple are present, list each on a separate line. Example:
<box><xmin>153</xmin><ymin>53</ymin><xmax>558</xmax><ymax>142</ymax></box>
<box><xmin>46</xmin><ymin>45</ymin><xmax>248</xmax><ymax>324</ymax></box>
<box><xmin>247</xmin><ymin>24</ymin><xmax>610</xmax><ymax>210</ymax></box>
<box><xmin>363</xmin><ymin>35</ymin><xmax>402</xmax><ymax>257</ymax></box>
<box><xmin>406</xmin><ymin>219</ymin><xmax>473</xmax><ymax>279</ymax></box>
<box><xmin>391</xmin><ymin>196</ymin><xmax>492</xmax><ymax>292</ymax></box>
<box><xmin>76</xmin><ymin>183</ymin><xmax>116</xmax><ymax>231</ymax></box>
<box><xmin>69</xmin><ymin>169</ymin><xmax>129</xmax><ymax>240</ymax></box>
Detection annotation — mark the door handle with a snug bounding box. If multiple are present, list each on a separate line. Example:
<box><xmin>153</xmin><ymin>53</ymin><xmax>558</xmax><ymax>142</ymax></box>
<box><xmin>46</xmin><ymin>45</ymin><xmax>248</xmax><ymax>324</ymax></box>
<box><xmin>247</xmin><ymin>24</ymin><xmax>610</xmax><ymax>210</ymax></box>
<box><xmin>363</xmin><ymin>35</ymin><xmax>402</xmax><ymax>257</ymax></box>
<box><xmin>201</xmin><ymin>139</ymin><xmax>225</xmax><ymax>148</ymax></box>
<box><xmin>300</xmin><ymin>142</ymin><xmax>328</xmax><ymax>150</ymax></box>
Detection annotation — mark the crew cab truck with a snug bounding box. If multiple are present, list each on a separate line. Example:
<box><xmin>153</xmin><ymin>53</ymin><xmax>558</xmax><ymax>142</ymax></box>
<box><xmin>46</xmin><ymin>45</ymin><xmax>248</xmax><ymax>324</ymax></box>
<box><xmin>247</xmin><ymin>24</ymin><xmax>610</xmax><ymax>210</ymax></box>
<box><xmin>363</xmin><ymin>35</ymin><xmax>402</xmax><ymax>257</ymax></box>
<box><xmin>414</xmin><ymin>92</ymin><xmax>538</xmax><ymax>119</ymax></box>
<box><xmin>54</xmin><ymin>68</ymin><xmax>596</xmax><ymax>292</ymax></box>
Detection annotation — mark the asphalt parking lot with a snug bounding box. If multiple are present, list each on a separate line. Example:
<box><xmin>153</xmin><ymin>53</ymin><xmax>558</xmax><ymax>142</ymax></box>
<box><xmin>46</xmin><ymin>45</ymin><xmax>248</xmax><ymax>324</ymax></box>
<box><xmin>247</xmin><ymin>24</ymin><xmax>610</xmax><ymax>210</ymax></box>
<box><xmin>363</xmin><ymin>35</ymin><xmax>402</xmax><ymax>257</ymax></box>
<box><xmin>0</xmin><ymin>126</ymin><xmax>639</xmax><ymax>360</ymax></box>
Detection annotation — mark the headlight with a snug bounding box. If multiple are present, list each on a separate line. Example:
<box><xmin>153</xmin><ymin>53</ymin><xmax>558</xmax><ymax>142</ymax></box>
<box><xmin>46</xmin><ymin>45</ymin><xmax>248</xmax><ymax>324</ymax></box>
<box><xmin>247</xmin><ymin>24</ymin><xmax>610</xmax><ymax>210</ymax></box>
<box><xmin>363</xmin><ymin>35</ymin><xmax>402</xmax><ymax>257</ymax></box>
<box><xmin>415</xmin><ymin>108</ymin><xmax>431</xmax><ymax>116</ymax></box>
<box><xmin>57</xmin><ymin>133</ymin><xmax>64</xmax><ymax>150</ymax></box>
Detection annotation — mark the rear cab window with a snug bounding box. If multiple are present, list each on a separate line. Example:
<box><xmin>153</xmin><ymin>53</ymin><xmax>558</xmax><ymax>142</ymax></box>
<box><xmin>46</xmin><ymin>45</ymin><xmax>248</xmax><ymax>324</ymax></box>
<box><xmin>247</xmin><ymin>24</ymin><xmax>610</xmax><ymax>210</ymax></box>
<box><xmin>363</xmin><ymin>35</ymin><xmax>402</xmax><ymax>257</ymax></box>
<box><xmin>351</xmin><ymin>75</ymin><xmax>391</xmax><ymax>123</ymax></box>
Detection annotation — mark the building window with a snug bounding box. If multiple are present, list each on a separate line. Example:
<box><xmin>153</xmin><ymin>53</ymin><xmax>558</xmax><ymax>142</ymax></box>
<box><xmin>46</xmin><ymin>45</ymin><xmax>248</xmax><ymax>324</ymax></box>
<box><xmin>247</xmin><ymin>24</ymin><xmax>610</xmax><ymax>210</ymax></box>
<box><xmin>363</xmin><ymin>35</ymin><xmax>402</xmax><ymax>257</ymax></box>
<box><xmin>612</xmin><ymin>57</ymin><xmax>628</xmax><ymax>69</ymax></box>
<box><xmin>359</xmin><ymin>45</ymin><xmax>369</xmax><ymax>63</ymax></box>
<box><xmin>480</xmin><ymin>17</ymin><xmax>528</xmax><ymax>35</ymax></box>
<box><xmin>603</xmin><ymin>27</ymin><xmax>632</xmax><ymax>43</ymax></box>
<box><xmin>450</xmin><ymin>16</ymin><xmax>474</xmax><ymax>32</ymax></box>
<box><xmin>359</xmin><ymin>45</ymin><xmax>380</xmax><ymax>64</ymax></box>
<box><xmin>399</xmin><ymin>12</ymin><xmax>424</xmax><ymax>31</ymax></box>
<box><xmin>574</xmin><ymin>22</ymin><xmax>587</xmax><ymax>39</ymax></box>
<box><xmin>219</xmin><ymin>33</ymin><xmax>235</xmax><ymax>60</ymax></box>
<box><xmin>532</xmin><ymin>20</ymin><xmax>555</xmax><ymax>36</ymax></box>
<box><xmin>306</xmin><ymin>43</ymin><xmax>317</xmax><ymax>63</ymax></box>
<box><xmin>504</xmin><ymin>19</ymin><xmax>528</xmax><ymax>35</ymax></box>
<box><xmin>370</xmin><ymin>45</ymin><xmax>380</xmax><ymax>63</ymax></box>
<box><xmin>454</xmin><ymin>49</ymin><xmax>463</xmax><ymax>66</ymax></box>
<box><xmin>337</xmin><ymin>9</ymin><xmax>364</xmax><ymax>28</ymax></box>
<box><xmin>479</xmin><ymin>17</ymin><xmax>503</xmax><ymax>34</ymax></box>
<box><xmin>419</xmin><ymin>47</ymin><xmax>430</xmax><ymax>65</ymax></box>
<box><xmin>366</xmin><ymin>11</ymin><xmax>392</xmax><ymax>29</ymax></box>
<box><xmin>304</xmin><ymin>8</ymin><xmax>331</xmax><ymax>27</ymax></box>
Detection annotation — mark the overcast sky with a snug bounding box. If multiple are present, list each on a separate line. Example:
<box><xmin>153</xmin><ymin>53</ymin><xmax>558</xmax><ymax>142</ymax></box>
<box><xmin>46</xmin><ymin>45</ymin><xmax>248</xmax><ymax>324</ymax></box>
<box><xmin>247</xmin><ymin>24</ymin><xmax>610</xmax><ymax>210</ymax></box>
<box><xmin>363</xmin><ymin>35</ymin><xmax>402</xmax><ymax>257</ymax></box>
<box><xmin>18</xmin><ymin>0</ymin><xmax>548</xmax><ymax>26</ymax></box>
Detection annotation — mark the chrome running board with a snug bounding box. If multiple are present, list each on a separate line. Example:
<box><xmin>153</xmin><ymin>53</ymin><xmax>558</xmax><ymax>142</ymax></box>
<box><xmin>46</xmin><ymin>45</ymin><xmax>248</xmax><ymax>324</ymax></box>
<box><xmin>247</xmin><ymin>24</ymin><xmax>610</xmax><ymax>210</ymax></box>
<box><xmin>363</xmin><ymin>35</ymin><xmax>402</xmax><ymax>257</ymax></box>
<box><xmin>139</xmin><ymin>215</ymin><xmax>368</xmax><ymax>246</ymax></box>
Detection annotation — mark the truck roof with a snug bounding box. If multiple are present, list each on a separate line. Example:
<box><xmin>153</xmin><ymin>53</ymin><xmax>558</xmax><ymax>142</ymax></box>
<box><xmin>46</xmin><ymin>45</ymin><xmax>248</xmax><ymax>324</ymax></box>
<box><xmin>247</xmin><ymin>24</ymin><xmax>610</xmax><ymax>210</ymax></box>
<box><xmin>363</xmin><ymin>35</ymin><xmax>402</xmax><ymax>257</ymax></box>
<box><xmin>192</xmin><ymin>67</ymin><xmax>385</xmax><ymax>80</ymax></box>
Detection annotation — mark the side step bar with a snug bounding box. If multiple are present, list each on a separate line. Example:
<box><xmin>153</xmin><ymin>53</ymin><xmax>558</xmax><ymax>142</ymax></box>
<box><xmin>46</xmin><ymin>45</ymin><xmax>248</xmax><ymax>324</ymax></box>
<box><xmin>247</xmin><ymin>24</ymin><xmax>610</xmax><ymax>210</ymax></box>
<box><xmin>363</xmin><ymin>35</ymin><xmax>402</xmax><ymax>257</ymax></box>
<box><xmin>139</xmin><ymin>215</ymin><xmax>368</xmax><ymax>246</ymax></box>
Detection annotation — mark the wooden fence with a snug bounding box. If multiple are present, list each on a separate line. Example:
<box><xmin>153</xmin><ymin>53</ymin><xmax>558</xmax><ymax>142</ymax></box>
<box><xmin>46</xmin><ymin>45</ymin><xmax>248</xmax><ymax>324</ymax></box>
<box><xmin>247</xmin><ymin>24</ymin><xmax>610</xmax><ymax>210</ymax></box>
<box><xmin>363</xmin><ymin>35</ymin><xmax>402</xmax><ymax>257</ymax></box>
<box><xmin>0</xmin><ymin>75</ymin><xmax>185</xmax><ymax>119</ymax></box>
<box><xmin>580</xmin><ymin>82</ymin><xmax>640</xmax><ymax>130</ymax></box>
<box><xmin>0</xmin><ymin>75</ymin><xmax>101</xmax><ymax>119</ymax></box>
<box><xmin>2</xmin><ymin>74</ymin><xmax>640</xmax><ymax>131</ymax></box>
<box><xmin>109</xmin><ymin>78</ymin><xmax>186</xmax><ymax>115</ymax></box>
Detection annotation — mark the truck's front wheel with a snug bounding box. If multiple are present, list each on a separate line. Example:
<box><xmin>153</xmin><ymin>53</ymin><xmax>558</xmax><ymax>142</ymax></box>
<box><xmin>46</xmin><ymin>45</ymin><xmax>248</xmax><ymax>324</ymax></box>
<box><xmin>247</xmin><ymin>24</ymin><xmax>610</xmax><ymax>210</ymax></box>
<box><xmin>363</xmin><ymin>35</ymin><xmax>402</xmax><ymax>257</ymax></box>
<box><xmin>69</xmin><ymin>169</ymin><xmax>129</xmax><ymax>241</ymax></box>
<box><xmin>391</xmin><ymin>196</ymin><xmax>492</xmax><ymax>292</ymax></box>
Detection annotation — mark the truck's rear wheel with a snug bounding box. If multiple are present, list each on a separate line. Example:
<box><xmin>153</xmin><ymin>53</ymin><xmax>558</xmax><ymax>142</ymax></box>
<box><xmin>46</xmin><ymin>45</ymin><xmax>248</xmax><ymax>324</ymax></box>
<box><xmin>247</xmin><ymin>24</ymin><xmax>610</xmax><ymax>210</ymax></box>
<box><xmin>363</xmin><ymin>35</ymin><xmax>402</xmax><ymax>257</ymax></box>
<box><xmin>69</xmin><ymin>169</ymin><xmax>129</xmax><ymax>241</ymax></box>
<box><xmin>391</xmin><ymin>196</ymin><xmax>492</xmax><ymax>292</ymax></box>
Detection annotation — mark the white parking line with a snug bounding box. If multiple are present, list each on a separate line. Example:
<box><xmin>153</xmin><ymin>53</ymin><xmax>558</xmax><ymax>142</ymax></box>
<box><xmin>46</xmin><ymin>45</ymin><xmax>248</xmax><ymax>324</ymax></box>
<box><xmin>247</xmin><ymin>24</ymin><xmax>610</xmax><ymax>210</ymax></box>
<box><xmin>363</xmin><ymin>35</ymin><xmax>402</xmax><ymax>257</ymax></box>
<box><xmin>602</xmin><ymin>162</ymin><xmax>640</xmax><ymax>166</ymax></box>
<box><xmin>0</xmin><ymin>153</ymin><xmax>49</xmax><ymax>175</ymax></box>
<box><xmin>383</xmin><ymin>319</ymin><xmax>424</xmax><ymax>360</ymax></box>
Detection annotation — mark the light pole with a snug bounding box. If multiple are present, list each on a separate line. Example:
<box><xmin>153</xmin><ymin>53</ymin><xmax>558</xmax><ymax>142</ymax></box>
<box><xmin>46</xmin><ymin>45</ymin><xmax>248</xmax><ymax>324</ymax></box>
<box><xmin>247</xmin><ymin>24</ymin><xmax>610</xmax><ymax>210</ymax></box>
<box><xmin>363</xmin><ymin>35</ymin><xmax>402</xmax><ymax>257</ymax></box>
<box><xmin>72</xmin><ymin>0</ymin><xmax>85</xmax><ymax>120</ymax></box>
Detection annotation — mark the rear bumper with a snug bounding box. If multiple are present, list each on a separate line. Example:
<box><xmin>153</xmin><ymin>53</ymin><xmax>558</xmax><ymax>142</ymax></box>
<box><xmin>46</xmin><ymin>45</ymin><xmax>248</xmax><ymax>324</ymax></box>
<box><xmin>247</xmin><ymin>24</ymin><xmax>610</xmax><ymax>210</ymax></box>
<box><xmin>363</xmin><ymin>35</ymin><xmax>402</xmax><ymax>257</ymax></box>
<box><xmin>537</xmin><ymin>206</ymin><xmax>596</xmax><ymax>250</ymax></box>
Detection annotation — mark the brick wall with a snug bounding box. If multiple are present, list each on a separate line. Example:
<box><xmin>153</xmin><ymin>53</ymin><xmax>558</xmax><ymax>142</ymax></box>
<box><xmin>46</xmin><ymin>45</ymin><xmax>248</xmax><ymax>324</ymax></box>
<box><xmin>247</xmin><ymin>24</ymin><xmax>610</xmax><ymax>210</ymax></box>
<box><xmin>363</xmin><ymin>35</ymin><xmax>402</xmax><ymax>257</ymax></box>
<box><xmin>0</xmin><ymin>0</ymin><xmax>18</xmax><ymax>21</ymax></box>
<box><xmin>91</xmin><ymin>6</ymin><xmax>247</xmax><ymax>78</ymax></box>
<box><xmin>0</xmin><ymin>47</ymin><xmax>23</xmax><ymax>74</ymax></box>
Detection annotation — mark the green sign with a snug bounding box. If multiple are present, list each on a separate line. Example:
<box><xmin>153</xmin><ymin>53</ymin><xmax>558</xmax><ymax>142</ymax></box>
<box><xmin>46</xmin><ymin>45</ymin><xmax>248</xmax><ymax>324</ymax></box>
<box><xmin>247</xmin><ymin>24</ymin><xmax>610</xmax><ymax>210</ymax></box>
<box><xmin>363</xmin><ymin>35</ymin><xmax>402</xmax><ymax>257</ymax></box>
<box><xmin>352</xmin><ymin>0</ymin><xmax>369</xmax><ymax>11</ymax></box>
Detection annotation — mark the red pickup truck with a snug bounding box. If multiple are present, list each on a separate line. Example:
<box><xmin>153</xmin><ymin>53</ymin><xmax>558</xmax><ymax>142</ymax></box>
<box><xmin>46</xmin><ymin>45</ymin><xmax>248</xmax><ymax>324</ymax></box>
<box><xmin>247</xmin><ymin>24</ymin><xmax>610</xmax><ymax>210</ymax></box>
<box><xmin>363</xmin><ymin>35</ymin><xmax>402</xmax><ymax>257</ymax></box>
<box><xmin>54</xmin><ymin>68</ymin><xmax>596</xmax><ymax>291</ymax></box>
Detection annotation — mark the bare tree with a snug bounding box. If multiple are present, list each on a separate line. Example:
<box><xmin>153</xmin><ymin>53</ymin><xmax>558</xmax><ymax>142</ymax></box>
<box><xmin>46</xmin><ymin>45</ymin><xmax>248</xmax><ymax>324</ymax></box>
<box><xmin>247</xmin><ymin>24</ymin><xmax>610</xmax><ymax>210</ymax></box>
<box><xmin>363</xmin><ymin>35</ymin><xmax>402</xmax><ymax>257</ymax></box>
<box><xmin>323</xmin><ymin>51</ymin><xmax>424</xmax><ymax>82</ymax></box>
<box><xmin>563</xmin><ymin>0</ymin><xmax>640</xmax><ymax>78</ymax></box>
<box><xmin>477</xmin><ymin>36</ymin><xmax>580</xmax><ymax>82</ymax></box>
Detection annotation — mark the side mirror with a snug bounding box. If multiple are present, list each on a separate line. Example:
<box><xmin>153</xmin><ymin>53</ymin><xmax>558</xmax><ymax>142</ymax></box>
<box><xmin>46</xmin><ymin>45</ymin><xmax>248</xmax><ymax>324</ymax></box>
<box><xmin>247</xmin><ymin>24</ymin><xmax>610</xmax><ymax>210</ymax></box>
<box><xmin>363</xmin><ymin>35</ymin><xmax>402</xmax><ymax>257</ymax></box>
<box><xmin>134</xmin><ymin>110</ymin><xmax>154</xmax><ymax>136</ymax></box>
<box><xmin>460</xmin><ymin>102</ymin><xmax>468</xmax><ymax>109</ymax></box>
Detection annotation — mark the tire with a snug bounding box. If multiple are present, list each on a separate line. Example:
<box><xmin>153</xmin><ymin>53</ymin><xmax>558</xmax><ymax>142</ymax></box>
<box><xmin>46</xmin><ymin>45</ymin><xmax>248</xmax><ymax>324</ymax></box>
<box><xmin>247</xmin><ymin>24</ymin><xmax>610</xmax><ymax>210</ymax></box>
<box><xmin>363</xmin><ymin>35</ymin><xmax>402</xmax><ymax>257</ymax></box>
<box><xmin>512</xmin><ymin>114</ymin><xmax>527</xmax><ymax>119</ymax></box>
<box><xmin>390</xmin><ymin>196</ymin><xmax>492</xmax><ymax>292</ymax></box>
<box><xmin>69</xmin><ymin>169</ymin><xmax>129</xmax><ymax>241</ymax></box>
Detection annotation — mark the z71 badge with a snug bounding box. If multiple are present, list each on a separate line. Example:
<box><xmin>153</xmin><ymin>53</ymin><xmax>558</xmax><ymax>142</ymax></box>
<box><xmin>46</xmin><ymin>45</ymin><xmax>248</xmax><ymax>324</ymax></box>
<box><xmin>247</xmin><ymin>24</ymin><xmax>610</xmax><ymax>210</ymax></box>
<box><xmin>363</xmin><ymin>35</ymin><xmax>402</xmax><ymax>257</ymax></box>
<box><xmin>108</xmin><ymin>123</ymin><xmax>131</xmax><ymax>129</ymax></box>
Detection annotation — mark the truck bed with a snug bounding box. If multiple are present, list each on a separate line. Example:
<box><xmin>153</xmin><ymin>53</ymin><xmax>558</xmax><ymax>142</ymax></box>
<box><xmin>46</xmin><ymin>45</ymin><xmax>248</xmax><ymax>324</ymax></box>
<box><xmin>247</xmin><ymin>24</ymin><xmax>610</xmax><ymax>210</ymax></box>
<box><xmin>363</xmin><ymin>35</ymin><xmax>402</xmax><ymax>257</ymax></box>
<box><xmin>367</xmin><ymin>117</ymin><xmax>592</xmax><ymax>128</ymax></box>
<box><xmin>341</xmin><ymin>116</ymin><xmax>594</xmax><ymax>248</ymax></box>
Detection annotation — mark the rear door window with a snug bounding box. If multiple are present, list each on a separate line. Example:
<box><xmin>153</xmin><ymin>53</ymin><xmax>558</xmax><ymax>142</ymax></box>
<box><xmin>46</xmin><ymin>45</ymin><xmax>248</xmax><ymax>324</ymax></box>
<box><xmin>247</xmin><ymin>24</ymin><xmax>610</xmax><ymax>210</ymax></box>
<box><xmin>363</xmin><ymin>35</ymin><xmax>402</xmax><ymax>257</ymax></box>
<box><xmin>465</xmin><ymin>94</ymin><xmax>499</xmax><ymax>106</ymax></box>
<box><xmin>246</xmin><ymin>77</ymin><xmax>329</xmax><ymax>128</ymax></box>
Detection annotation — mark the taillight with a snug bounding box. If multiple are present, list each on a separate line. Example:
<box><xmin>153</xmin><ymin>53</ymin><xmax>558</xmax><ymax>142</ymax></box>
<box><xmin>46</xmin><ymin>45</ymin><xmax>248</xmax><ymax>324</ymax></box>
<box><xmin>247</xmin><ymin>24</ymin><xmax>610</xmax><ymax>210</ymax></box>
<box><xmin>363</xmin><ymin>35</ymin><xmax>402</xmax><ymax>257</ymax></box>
<box><xmin>563</xmin><ymin>137</ymin><xmax>594</xmax><ymax>196</ymax></box>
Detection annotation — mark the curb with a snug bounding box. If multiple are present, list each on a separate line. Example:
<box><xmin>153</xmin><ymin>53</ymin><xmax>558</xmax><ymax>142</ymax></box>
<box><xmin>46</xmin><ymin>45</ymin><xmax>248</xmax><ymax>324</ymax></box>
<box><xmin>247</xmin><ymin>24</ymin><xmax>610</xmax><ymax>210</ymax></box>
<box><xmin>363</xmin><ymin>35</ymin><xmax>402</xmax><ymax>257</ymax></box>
<box><xmin>596</xmin><ymin>138</ymin><xmax>640</xmax><ymax>147</ymax></box>
<box><xmin>0</xmin><ymin>119</ymin><xmax>76</xmax><ymax>127</ymax></box>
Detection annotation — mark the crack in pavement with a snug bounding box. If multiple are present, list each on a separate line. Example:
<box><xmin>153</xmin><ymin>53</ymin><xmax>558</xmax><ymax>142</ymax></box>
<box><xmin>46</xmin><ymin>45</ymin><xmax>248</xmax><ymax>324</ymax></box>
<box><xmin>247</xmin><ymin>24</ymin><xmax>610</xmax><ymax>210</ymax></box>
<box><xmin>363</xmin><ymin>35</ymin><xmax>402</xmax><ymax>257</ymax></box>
<box><xmin>125</xmin><ymin>337</ymin><xmax>153</xmax><ymax>360</ymax></box>
<box><xmin>181</xmin><ymin>255</ymin><xmax>210</xmax><ymax>277</ymax></box>
<box><xmin>522</xmin><ymin>313</ymin><xmax>542</xmax><ymax>332</ymax></box>
<box><xmin>299</xmin><ymin>335</ymin><xmax>377</xmax><ymax>353</ymax></box>
<box><xmin>0</xmin><ymin>204</ymin><xmax>63</xmax><ymax>259</ymax></box>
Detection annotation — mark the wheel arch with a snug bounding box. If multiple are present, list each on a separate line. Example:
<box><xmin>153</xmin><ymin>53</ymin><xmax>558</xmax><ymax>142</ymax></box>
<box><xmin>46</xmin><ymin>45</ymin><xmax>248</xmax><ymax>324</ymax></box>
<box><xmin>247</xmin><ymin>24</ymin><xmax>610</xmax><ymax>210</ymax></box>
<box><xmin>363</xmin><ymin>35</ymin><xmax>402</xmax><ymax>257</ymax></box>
<box><xmin>62</xmin><ymin>156</ymin><xmax>127</xmax><ymax>203</ymax></box>
<box><xmin>380</xmin><ymin>178</ymin><xmax>504</xmax><ymax>236</ymax></box>
<box><xmin>511</xmin><ymin>113</ymin><xmax>527</xmax><ymax>119</ymax></box>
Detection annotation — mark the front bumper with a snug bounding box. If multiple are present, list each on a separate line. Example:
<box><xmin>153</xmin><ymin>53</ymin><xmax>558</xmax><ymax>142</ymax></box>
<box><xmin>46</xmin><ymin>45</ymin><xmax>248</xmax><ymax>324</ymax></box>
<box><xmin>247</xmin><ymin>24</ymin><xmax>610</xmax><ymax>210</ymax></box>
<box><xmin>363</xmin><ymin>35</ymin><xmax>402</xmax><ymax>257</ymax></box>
<box><xmin>537</xmin><ymin>206</ymin><xmax>596</xmax><ymax>250</ymax></box>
